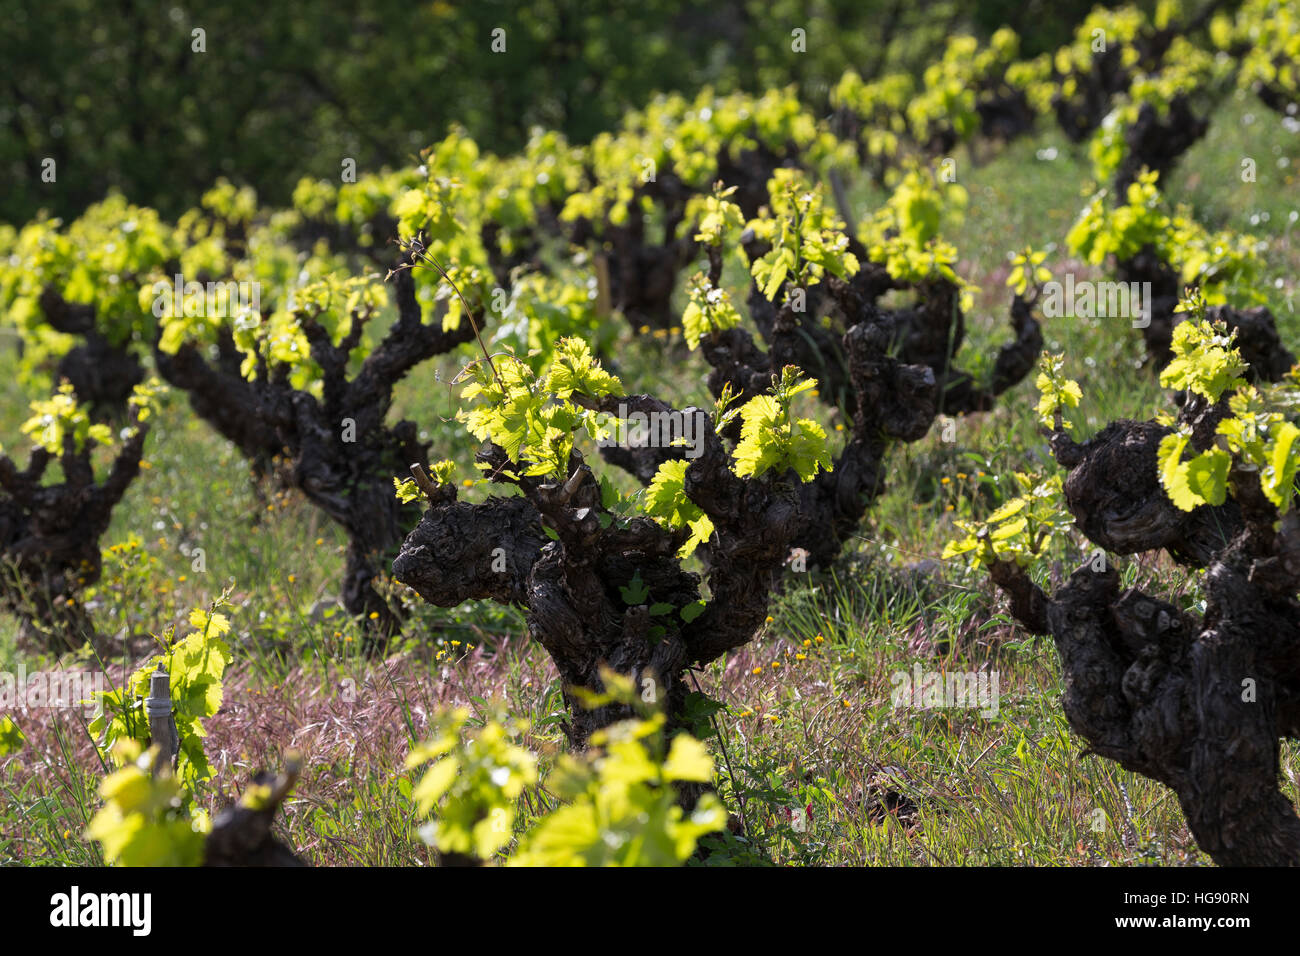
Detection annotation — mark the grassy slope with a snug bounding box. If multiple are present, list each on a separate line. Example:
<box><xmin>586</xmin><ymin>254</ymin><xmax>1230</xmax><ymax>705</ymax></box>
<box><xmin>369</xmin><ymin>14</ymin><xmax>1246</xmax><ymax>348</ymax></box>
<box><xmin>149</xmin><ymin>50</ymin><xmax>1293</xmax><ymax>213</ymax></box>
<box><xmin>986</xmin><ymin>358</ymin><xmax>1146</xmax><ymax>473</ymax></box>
<box><xmin>1</xmin><ymin>90</ymin><xmax>1297</xmax><ymax>865</ymax></box>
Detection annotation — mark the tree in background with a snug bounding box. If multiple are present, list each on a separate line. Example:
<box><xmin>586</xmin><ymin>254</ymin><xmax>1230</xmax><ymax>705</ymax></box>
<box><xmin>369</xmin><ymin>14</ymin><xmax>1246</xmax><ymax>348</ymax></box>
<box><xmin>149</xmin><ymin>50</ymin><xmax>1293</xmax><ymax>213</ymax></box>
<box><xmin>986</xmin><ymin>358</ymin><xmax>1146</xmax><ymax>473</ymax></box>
<box><xmin>2</xmin><ymin>0</ymin><xmax>1115</xmax><ymax>226</ymax></box>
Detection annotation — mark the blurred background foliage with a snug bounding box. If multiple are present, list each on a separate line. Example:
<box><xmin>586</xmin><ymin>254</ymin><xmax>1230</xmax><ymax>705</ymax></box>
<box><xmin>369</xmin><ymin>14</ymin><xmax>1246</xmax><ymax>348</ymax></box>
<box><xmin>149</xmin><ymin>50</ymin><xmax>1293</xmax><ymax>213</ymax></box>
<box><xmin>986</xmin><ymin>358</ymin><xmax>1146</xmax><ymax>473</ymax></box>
<box><xmin>4</xmin><ymin>0</ymin><xmax>1152</xmax><ymax>225</ymax></box>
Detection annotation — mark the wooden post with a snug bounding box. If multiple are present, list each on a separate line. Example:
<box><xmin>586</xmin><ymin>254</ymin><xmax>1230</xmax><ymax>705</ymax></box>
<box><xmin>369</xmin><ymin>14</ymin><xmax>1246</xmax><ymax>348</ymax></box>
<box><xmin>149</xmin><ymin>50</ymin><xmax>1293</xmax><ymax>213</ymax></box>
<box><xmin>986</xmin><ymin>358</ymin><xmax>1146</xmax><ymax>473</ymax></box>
<box><xmin>594</xmin><ymin>252</ymin><xmax>612</xmax><ymax>319</ymax></box>
<box><xmin>145</xmin><ymin>666</ymin><xmax>180</xmax><ymax>774</ymax></box>
<box><xmin>410</xmin><ymin>462</ymin><xmax>436</xmax><ymax>501</ymax></box>
<box><xmin>828</xmin><ymin>169</ymin><xmax>857</xmax><ymax>243</ymax></box>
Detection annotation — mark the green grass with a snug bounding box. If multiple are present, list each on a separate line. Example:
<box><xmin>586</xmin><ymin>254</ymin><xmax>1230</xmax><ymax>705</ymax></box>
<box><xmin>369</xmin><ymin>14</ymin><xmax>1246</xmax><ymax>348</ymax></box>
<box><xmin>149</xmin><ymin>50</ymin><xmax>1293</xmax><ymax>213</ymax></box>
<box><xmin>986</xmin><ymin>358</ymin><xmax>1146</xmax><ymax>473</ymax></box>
<box><xmin>1</xmin><ymin>92</ymin><xmax>1298</xmax><ymax>866</ymax></box>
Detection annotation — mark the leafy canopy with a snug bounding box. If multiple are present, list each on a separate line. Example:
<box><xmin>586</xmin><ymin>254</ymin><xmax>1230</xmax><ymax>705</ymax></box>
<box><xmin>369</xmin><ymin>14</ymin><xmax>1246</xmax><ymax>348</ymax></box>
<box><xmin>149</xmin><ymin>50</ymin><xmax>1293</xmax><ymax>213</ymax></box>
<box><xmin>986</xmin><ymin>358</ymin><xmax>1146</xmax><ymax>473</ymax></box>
<box><xmin>731</xmin><ymin>366</ymin><xmax>834</xmax><ymax>483</ymax></box>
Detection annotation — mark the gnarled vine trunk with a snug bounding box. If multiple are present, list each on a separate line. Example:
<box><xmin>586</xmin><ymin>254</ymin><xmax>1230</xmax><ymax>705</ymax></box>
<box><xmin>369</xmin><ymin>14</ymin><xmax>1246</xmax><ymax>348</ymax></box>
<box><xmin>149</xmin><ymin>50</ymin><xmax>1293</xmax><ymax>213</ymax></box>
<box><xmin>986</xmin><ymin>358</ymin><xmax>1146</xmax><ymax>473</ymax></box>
<box><xmin>990</xmin><ymin>405</ymin><xmax>1300</xmax><ymax>866</ymax></box>
<box><xmin>1111</xmin><ymin>96</ymin><xmax>1210</xmax><ymax>196</ymax></box>
<box><xmin>1118</xmin><ymin>247</ymin><xmax>1295</xmax><ymax>380</ymax></box>
<box><xmin>154</xmin><ymin>254</ymin><xmax>477</xmax><ymax>636</ymax></box>
<box><xmin>38</xmin><ymin>288</ymin><xmax>145</xmax><ymax>417</ymax></box>
<box><xmin>396</xmin><ymin>253</ymin><xmax>1043</xmax><ymax>741</ymax></box>
<box><xmin>0</xmin><ymin>419</ymin><xmax>148</xmax><ymax>651</ymax></box>
<box><xmin>204</xmin><ymin>759</ymin><xmax>306</xmax><ymax>867</ymax></box>
<box><xmin>393</xmin><ymin>424</ymin><xmax>795</xmax><ymax>747</ymax></box>
<box><xmin>607</xmin><ymin>236</ymin><xmax>1043</xmax><ymax>570</ymax></box>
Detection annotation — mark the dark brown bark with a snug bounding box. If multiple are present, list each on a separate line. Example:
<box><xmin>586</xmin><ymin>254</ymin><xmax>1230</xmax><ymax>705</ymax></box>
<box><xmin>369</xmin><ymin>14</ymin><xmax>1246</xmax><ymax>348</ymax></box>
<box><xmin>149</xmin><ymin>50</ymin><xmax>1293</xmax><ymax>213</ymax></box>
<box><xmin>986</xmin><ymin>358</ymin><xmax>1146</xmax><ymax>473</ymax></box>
<box><xmin>398</xmin><ymin>265</ymin><xmax>1042</xmax><ymax>743</ymax></box>
<box><xmin>714</xmin><ymin>143</ymin><xmax>793</xmax><ymax>220</ymax></box>
<box><xmin>1111</xmin><ymin>96</ymin><xmax>1210</xmax><ymax>196</ymax></box>
<box><xmin>1047</xmin><ymin>9</ymin><xmax>1208</xmax><ymax>144</ymax></box>
<box><xmin>203</xmin><ymin>759</ymin><xmax>305</xmax><ymax>867</ymax></box>
<box><xmin>995</xmin><ymin>550</ymin><xmax>1300</xmax><ymax>866</ymax></box>
<box><xmin>154</xmin><ymin>252</ymin><xmax>477</xmax><ymax>636</ymax></box>
<box><xmin>975</xmin><ymin>86</ymin><xmax>1037</xmax><ymax>144</ymax></box>
<box><xmin>394</xmin><ymin>405</ymin><xmax>806</xmax><ymax>749</ymax></box>
<box><xmin>1118</xmin><ymin>248</ymin><xmax>1295</xmax><ymax>382</ymax></box>
<box><xmin>564</xmin><ymin>142</ymin><xmax>792</xmax><ymax>333</ymax></box>
<box><xmin>1052</xmin><ymin>43</ymin><xmax>1132</xmax><ymax>143</ymax></box>
<box><xmin>987</xmin><ymin>403</ymin><xmax>1300</xmax><ymax>865</ymax></box>
<box><xmin>1052</xmin><ymin>419</ymin><xmax>1242</xmax><ymax>567</ymax></box>
<box><xmin>37</xmin><ymin>287</ymin><xmax>146</xmax><ymax>417</ymax></box>
<box><xmin>565</xmin><ymin>169</ymin><xmax>698</xmax><ymax>333</ymax></box>
<box><xmin>688</xmin><ymin>254</ymin><xmax>1043</xmax><ymax>568</ymax></box>
<box><xmin>0</xmin><ymin>409</ymin><xmax>148</xmax><ymax>651</ymax></box>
